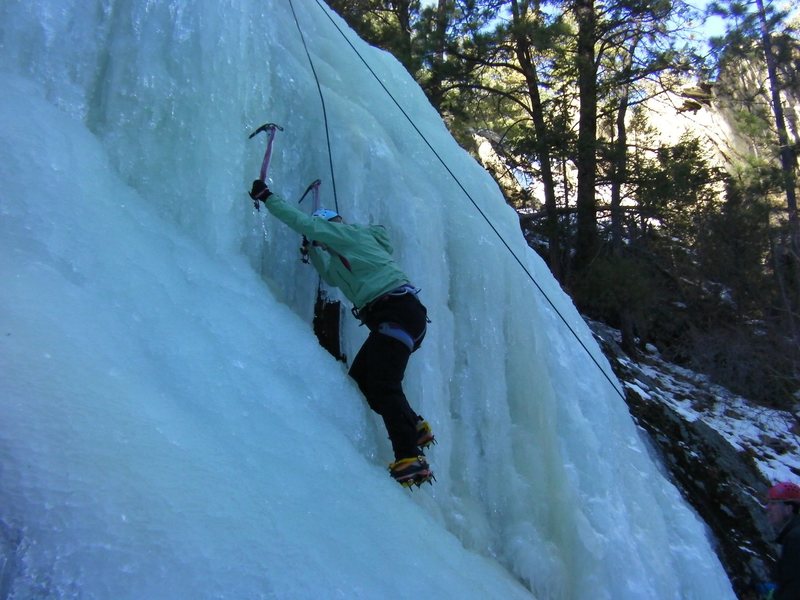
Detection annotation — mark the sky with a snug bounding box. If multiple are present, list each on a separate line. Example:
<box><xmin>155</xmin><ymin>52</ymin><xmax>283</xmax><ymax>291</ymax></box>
<box><xmin>0</xmin><ymin>1</ymin><xmax>737</xmax><ymax>598</ymax></box>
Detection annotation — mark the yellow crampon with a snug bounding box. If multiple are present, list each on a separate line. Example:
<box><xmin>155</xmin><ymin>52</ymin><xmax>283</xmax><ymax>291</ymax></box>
<box><xmin>389</xmin><ymin>456</ymin><xmax>435</xmax><ymax>488</ymax></box>
<box><xmin>416</xmin><ymin>419</ymin><xmax>437</xmax><ymax>450</ymax></box>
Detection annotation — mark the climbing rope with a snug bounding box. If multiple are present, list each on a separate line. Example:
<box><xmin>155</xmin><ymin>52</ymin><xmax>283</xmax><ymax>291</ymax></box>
<box><xmin>299</xmin><ymin>0</ymin><xmax>625</xmax><ymax>402</ymax></box>
<box><xmin>287</xmin><ymin>0</ymin><xmax>339</xmax><ymax>213</ymax></box>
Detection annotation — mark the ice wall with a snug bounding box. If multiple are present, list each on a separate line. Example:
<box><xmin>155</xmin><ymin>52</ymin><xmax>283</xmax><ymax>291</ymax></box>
<box><xmin>0</xmin><ymin>1</ymin><xmax>735</xmax><ymax>598</ymax></box>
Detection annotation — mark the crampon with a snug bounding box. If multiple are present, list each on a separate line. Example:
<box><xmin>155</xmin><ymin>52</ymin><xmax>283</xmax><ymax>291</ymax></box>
<box><xmin>416</xmin><ymin>419</ymin><xmax>437</xmax><ymax>451</ymax></box>
<box><xmin>389</xmin><ymin>456</ymin><xmax>435</xmax><ymax>488</ymax></box>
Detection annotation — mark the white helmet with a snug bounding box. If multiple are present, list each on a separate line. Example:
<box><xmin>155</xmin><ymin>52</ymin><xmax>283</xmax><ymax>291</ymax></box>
<box><xmin>312</xmin><ymin>208</ymin><xmax>340</xmax><ymax>221</ymax></box>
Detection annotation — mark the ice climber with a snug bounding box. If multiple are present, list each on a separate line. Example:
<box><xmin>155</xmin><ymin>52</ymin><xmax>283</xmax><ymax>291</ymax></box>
<box><xmin>764</xmin><ymin>481</ymin><xmax>800</xmax><ymax>600</ymax></box>
<box><xmin>249</xmin><ymin>179</ymin><xmax>435</xmax><ymax>487</ymax></box>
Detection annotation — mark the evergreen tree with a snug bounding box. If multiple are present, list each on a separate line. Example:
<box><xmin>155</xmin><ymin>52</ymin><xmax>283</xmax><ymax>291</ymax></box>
<box><xmin>325</xmin><ymin>0</ymin><xmax>421</xmax><ymax>71</ymax></box>
<box><xmin>707</xmin><ymin>0</ymin><xmax>800</xmax><ymax>342</ymax></box>
<box><xmin>326</xmin><ymin>0</ymin><xmax>799</xmax><ymax>404</ymax></box>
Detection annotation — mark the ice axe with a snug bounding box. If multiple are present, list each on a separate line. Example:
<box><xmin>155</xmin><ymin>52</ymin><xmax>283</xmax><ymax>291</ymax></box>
<box><xmin>249</xmin><ymin>122</ymin><xmax>284</xmax><ymax>209</ymax></box>
<box><xmin>298</xmin><ymin>179</ymin><xmax>322</xmax><ymax>263</ymax></box>
<box><xmin>297</xmin><ymin>178</ymin><xmax>322</xmax><ymax>210</ymax></box>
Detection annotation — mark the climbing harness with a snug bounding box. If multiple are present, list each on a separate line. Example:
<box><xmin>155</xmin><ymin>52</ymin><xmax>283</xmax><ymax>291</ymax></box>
<box><xmin>351</xmin><ymin>284</ymin><xmax>428</xmax><ymax>353</ymax></box>
<box><xmin>248</xmin><ymin>122</ymin><xmax>283</xmax><ymax>210</ymax></box>
<box><xmin>377</xmin><ymin>321</ymin><xmax>427</xmax><ymax>353</ymax></box>
<box><xmin>378</xmin><ymin>322</ymin><xmax>417</xmax><ymax>352</ymax></box>
<box><xmin>351</xmin><ymin>284</ymin><xmax>421</xmax><ymax>321</ymax></box>
<box><xmin>302</xmin><ymin>0</ymin><xmax>626</xmax><ymax>402</ymax></box>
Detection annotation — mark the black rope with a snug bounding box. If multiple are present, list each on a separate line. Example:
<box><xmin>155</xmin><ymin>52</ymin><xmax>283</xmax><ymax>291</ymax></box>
<box><xmin>307</xmin><ymin>0</ymin><xmax>625</xmax><ymax>402</ymax></box>
<box><xmin>287</xmin><ymin>0</ymin><xmax>339</xmax><ymax>212</ymax></box>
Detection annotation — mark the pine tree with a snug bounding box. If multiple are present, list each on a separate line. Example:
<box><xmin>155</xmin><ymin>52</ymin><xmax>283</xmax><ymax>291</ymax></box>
<box><xmin>707</xmin><ymin>0</ymin><xmax>800</xmax><ymax>343</ymax></box>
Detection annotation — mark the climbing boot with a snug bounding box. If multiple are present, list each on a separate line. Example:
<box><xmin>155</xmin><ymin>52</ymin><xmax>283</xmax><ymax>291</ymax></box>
<box><xmin>389</xmin><ymin>456</ymin><xmax>435</xmax><ymax>488</ymax></box>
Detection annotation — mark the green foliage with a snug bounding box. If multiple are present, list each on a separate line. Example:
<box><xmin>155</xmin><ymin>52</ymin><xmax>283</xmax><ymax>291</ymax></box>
<box><xmin>683</xmin><ymin>322</ymin><xmax>798</xmax><ymax>409</ymax></box>
<box><xmin>325</xmin><ymin>0</ymin><xmax>421</xmax><ymax>70</ymax></box>
<box><xmin>570</xmin><ymin>254</ymin><xmax>668</xmax><ymax>342</ymax></box>
<box><xmin>621</xmin><ymin>135</ymin><xmax>723</xmax><ymax>253</ymax></box>
<box><xmin>326</xmin><ymin>0</ymin><xmax>799</xmax><ymax>405</ymax></box>
<box><xmin>695</xmin><ymin>184</ymin><xmax>772</xmax><ymax>312</ymax></box>
<box><xmin>570</xmin><ymin>130</ymin><xmax>798</xmax><ymax>405</ymax></box>
<box><xmin>571</xmin><ymin>135</ymin><xmax>722</xmax><ymax>346</ymax></box>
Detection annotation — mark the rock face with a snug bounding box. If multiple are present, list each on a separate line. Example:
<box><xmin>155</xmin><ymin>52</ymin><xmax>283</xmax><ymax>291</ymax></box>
<box><xmin>600</xmin><ymin>52</ymin><xmax>800</xmax><ymax>599</ymax></box>
<box><xmin>589</xmin><ymin>321</ymin><xmax>798</xmax><ymax>599</ymax></box>
<box><xmin>643</xmin><ymin>49</ymin><xmax>800</xmax><ymax>175</ymax></box>
<box><xmin>643</xmin><ymin>84</ymin><xmax>751</xmax><ymax>168</ymax></box>
<box><xmin>624</xmin><ymin>386</ymin><xmax>773</xmax><ymax>598</ymax></box>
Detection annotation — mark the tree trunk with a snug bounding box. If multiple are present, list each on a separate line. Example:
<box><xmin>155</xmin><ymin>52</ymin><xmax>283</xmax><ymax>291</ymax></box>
<box><xmin>612</xmin><ymin>98</ymin><xmax>638</xmax><ymax>355</ymax></box>
<box><xmin>423</xmin><ymin>0</ymin><xmax>450</xmax><ymax>109</ymax></box>
<box><xmin>755</xmin><ymin>0</ymin><xmax>800</xmax><ymax>332</ymax></box>
<box><xmin>609</xmin><ymin>39</ymin><xmax>640</xmax><ymax>356</ymax></box>
<box><xmin>392</xmin><ymin>0</ymin><xmax>414</xmax><ymax>70</ymax></box>
<box><xmin>574</xmin><ymin>0</ymin><xmax>599</xmax><ymax>271</ymax></box>
<box><xmin>610</xmin><ymin>97</ymin><xmax>628</xmax><ymax>254</ymax></box>
<box><xmin>510</xmin><ymin>0</ymin><xmax>563</xmax><ymax>282</ymax></box>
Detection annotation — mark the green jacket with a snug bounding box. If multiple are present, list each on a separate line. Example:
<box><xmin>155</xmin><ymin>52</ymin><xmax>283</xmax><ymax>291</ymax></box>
<box><xmin>264</xmin><ymin>194</ymin><xmax>409</xmax><ymax>310</ymax></box>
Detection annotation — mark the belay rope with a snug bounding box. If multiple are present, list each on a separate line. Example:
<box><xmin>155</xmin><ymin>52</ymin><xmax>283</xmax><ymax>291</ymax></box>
<box><xmin>249</xmin><ymin>3</ymin><xmax>344</xmax><ymax>364</ymax></box>
<box><xmin>297</xmin><ymin>177</ymin><xmax>346</xmax><ymax>363</ymax></box>
<box><xmin>294</xmin><ymin>0</ymin><xmax>626</xmax><ymax>402</ymax></box>
<box><xmin>288</xmin><ymin>0</ymin><xmax>339</xmax><ymax>213</ymax></box>
<box><xmin>285</xmin><ymin>0</ymin><xmax>347</xmax><ymax>363</ymax></box>
<box><xmin>247</xmin><ymin>123</ymin><xmax>345</xmax><ymax>361</ymax></box>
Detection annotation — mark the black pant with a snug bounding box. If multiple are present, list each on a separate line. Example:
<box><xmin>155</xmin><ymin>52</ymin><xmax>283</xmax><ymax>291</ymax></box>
<box><xmin>348</xmin><ymin>292</ymin><xmax>428</xmax><ymax>460</ymax></box>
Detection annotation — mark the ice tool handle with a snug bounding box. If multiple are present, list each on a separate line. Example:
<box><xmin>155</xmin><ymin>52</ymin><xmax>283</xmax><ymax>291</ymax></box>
<box><xmin>298</xmin><ymin>179</ymin><xmax>321</xmax><ymax>263</ymax></box>
<box><xmin>249</xmin><ymin>122</ymin><xmax>284</xmax><ymax>208</ymax></box>
<box><xmin>298</xmin><ymin>179</ymin><xmax>322</xmax><ymax>210</ymax></box>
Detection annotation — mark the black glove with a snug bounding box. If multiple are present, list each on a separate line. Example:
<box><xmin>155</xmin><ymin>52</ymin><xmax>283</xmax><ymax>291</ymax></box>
<box><xmin>249</xmin><ymin>179</ymin><xmax>272</xmax><ymax>202</ymax></box>
<box><xmin>300</xmin><ymin>236</ymin><xmax>310</xmax><ymax>263</ymax></box>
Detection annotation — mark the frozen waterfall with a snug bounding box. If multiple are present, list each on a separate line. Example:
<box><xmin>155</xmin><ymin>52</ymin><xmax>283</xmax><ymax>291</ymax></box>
<box><xmin>0</xmin><ymin>1</ymin><xmax>734</xmax><ymax>598</ymax></box>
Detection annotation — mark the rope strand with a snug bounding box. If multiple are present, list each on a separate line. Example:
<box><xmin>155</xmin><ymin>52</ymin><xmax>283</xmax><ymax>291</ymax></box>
<box><xmin>305</xmin><ymin>0</ymin><xmax>624</xmax><ymax>401</ymax></box>
<box><xmin>288</xmin><ymin>0</ymin><xmax>339</xmax><ymax>212</ymax></box>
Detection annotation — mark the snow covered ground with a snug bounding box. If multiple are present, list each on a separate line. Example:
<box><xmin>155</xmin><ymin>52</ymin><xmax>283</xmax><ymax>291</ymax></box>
<box><xmin>588</xmin><ymin>320</ymin><xmax>800</xmax><ymax>592</ymax></box>
<box><xmin>618</xmin><ymin>344</ymin><xmax>799</xmax><ymax>486</ymax></box>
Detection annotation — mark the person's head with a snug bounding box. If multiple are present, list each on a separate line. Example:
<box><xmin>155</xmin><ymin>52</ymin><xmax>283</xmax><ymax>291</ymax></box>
<box><xmin>312</xmin><ymin>208</ymin><xmax>343</xmax><ymax>223</ymax></box>
<box><xmin>765</xmin><ymin>481</ymin><xmax>800</xmax><ymax>530</ymax></box>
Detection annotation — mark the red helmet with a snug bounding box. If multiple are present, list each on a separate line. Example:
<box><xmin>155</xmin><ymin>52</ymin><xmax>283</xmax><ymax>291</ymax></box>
<box><xmin>767</xmin><ymin>481</ymin><xmax>800</xmax><ymax>502</ymax></box>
